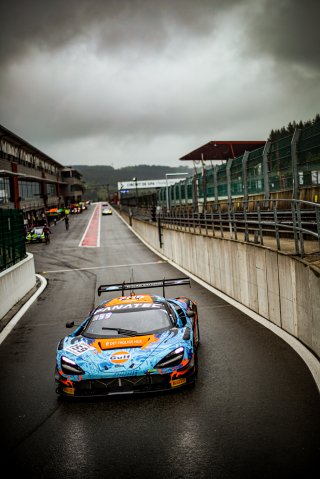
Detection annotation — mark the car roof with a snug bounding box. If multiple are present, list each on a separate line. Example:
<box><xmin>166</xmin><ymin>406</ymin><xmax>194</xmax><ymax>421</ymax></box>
<box><xmin>99</xmin><ymin>294</ymin><xmax>166</xmax><ymax>309</ymax></box>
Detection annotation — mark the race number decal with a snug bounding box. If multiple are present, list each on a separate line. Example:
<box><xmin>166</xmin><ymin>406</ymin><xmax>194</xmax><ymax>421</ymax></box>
<box><xmin>93</xmin><ymin>312</ymin><xmax>112</xmax><ymax>321</ymax></box>
<box><xmin>65</xmin><ymin>342</ymin><xmax>95</xmax><ymax>357</ymax></box>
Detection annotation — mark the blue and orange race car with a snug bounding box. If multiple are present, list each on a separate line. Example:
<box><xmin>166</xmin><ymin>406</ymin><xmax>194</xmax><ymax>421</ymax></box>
<box><xmin>55</xmin><ymin>278</ymin><xmax>199</xmax><ymax>397</ymax></box>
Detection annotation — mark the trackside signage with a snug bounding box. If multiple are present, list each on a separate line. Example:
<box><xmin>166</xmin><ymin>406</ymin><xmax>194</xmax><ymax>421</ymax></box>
<box><xmin>118</xmin><ymin>178</ymin><xmax>185</xmax><ymax>190</ymax></box>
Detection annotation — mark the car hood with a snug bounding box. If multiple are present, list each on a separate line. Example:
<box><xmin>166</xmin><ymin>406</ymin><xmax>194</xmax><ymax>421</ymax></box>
<box><xmin>58</xmin><ymin>329</ymin><xmax>186</xmax><ymax>376</ymax></box>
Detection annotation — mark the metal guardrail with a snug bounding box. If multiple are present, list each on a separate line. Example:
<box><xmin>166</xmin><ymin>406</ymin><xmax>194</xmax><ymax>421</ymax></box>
<box><xmin>0</xmin><ymin>209</ymin><xmax>26</xmax><ymax>272</ymax></box>
<box><xmin>121</xmin><ymin>200</ymin><xmax>320</xmax><ymax>258</ymax></box>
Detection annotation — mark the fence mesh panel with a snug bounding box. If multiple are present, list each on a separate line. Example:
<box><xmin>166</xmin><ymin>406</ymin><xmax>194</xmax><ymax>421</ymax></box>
<box><xmin>217</xmin><ymin>164</ymin><xmax>228</xmax><ymax>197</ymax></box>
<box><xmin>157</xmin><ymin>121</ymin><xmax>320</xmax><ymax>205</ymax></box>
<box><xmin>298</xmin><ymin>122</ymin><xmax>320</xmax><ymax>187</ymax></box>
<box><xmin>268</xmin><ymin>136</ymin><xmax>292</xmax><ymax>192</ymax></box>
<box><xmin>0</xmin><ymin>208</ymin><xmax>26</xmax><ymax>272</ymax></box>
<box><xmin>231</xmin><ymin>155</ymin><xmax>244</xmax><ymax>195</ymax></box>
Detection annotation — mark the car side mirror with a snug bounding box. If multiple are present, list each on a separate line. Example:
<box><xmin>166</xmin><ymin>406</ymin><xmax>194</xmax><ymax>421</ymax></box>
<box><xmin>186</xmin><ymin>310</ymin><xmax>194</xmax><ymax>318</ymax></box>
<box><xmin>66</xmin><ymin>321</ymin><xmax>75</xmax><ymax>328</ymax></box>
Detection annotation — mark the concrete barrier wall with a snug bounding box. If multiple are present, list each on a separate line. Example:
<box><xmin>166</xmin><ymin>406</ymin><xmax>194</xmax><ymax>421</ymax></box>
<box><xmin>125</xmin><ymin>214</ymin><xmax>320</xmax><ymax>359</ymax></box>
<box><xmin>0</xmin><ymin>253</ymin><xmax>36</xmax><ymax>319</ymax></box>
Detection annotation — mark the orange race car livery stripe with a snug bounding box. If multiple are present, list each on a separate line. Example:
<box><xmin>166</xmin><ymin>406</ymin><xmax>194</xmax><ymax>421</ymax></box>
<box><xmin>92</xmin><ymin>334</ymin><xmax>159</xmax><ymax>352</ymax></box>
<box><xmin>103</xmin><ymin>294</ymin><xmax>155</xmax><ymax>306</ymax></box>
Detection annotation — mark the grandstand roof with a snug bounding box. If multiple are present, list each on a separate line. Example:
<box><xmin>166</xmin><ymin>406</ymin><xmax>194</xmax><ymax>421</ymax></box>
<box><xmin>179</xmin><ymin>140</ymin><xmax>265</xmax><ymax>163</ymax></box>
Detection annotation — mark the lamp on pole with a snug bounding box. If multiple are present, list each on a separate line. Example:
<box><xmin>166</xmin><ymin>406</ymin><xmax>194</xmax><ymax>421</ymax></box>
<box><xmin>132</xmin><ymin>177</ymin><xmax>138</xmax><ymax>209</ymax></box>
<box><xmin>165</xmin><ymin>172</ymin><xmax>188</xmax><ymax>212</ymax></box>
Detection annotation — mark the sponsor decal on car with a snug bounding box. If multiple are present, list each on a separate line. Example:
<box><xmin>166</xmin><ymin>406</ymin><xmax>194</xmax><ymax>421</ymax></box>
<box><xmin>65</xmin><ymin>342</ymin><xmax>96</xmax><ymax>357</ymax></box>
<box><xmin>102</xmin><ymin>303</ymin><xmax>161</xmax><ymax>311</ymax></box>
<box><xmin>93</xmin><ymin>334</ymin><xmax>159</xmax><ymax>351</ymax></box>
<box><xmin>110</xmin><ymin>351</ymin><xmax>131</xmax><ymax>364</ymax></box>
<box><xmin>92</xmin><ymin>312</ymin><xmax>113</xmax><ymax>321</ymax></box>
<box><xmin>170</xmin><ymin>378</ymin><xmax>187</xmax><ymax>388</ymax></box>
<box><xmin>63</xmin><ymin>386</ymin><xmax>75</xmax><ymax>395</ymax></box>
<box><xmin>106</xmin><ymin>294</ymin><xmax>155</xmax><ymax>305</ymax></box>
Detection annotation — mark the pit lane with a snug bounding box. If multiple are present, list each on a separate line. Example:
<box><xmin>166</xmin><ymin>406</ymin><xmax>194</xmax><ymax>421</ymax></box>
<box><xmin>0</xmin><ymin>204</ymin><xmax>319</xmax><ymax>478</ymax></box>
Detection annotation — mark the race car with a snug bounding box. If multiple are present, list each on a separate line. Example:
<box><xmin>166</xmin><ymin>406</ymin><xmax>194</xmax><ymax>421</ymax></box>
<box><xmin>26</xmin><ymin>226</ymin><xmax>45</xmax><ymax>243</ymax></box>
<box><xmin>102</xmin><ymin>207</ymin><xmax>112</xmax><ymax>215</ymax></box>
<box><xmin>55</xmin><ymin>277</ymin><xmax>199</xmax><ymax>397</ymax></box>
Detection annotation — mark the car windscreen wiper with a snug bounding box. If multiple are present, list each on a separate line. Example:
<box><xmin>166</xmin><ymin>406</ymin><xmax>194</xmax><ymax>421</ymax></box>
<box><xmin>101</xmin><ymin>327</ymin><xmax>139</xmax><ymax>336</ymax></box>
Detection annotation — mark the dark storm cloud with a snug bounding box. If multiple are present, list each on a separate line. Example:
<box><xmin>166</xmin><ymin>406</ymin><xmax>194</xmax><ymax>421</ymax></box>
<box><xmin>247</xmin><ymin>0</ymin><xmax>320</xmax><ymax>72</ymax></box>
<box><xmin>0</xmin><ymin>0</ymin><xmax>319</xmax><ymax>168</ymax></box>
<box><xmin>1</xmin><ymin>0</ymin><xmax>319</xmax><ymax>72</ymax></box>
<box><xmin>0</xmin><ymin>0</ymin><xmax>238</xmax><ymax>63</ymax></box>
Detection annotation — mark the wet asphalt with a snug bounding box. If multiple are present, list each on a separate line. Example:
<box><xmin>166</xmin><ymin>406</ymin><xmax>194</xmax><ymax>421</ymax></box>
<box><xmin>0</xmin><ymin>205</ymin><xmax>319</xmax><ymax>478</ymax></box>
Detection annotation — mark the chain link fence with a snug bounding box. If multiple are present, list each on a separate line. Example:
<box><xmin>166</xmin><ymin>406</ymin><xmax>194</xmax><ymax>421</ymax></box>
<box><xmin>0</xmin><ymin>209</ymin><xmax>26</xmax><ymax>272</ymax></box>
<box><xmin>159</xmin><ymin>122</ymin><xmax>320</xmax><ymax>209</ymax></box>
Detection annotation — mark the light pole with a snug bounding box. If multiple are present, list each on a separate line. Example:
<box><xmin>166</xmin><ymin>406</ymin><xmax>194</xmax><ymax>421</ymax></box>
<box><xmin>165</xmin><ymin>173</ymin><xmax>188</xmax><ymax>212</ymax></box>
<box><xmin>132</xmin><ymin>177</ymin><xmax>138</xmax><ymax>209</ymax></box>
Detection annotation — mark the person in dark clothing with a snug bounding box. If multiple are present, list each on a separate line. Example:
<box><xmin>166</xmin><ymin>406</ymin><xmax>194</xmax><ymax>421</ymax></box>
<box><xmin>151</xmin><ymin>205</ymin><xmax>156</xmax><ymax>222</ymax></box>
<box><xmin>64</xmin><ymin>215</ymin><xmax>69</xmax><ymax>230</ymax></box>
<box><xmin>43</xmin><ymin>224</ymin><xmax>52</xmax><ymax>244</ymax></box>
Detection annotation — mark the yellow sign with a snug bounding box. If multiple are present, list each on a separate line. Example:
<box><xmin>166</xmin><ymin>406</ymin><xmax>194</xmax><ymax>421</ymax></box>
<box><xmin>170</xmin><ymin>378</ymin><xmax>187</xmax><ymax>388</ymax></box>
<box><xmin>63</xmin><ymin>387</ymin><xmax>75</xmax><ymax>395</ymax></box>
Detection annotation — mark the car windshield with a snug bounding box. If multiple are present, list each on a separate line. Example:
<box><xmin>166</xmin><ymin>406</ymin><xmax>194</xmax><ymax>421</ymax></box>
<box><xmin>83</xmin><ymin>307</ymin><xmax>171</xmax><ymax>338</ymax></box>
<box><xmin>34</xmin><ymin>227</ymin><xmax>43</xmax><ymax>234</ymax></box>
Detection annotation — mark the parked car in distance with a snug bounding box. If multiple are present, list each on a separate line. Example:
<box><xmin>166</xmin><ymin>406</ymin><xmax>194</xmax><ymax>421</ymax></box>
<box><xmin>102</xmin><ymin>207</ymin><xmax>112</xmax><ymax>215</ymax></box>
<box><xmin>26</xmin><ymin>226</ymin><xmax>45</xmax><ymax>243</ymax></box>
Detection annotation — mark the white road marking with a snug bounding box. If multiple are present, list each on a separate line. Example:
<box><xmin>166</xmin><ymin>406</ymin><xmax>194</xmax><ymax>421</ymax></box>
<box><xmin>40</xmin><ymin>260</ymin><xmax>165</xmax><ymax>274</ymax></box>
<box><xmin>78</xmin><ymin>203</ymin><xmax>101</xmax><ymax>247</ymax></box>
<box><xmin>97</xmin><ymin>204</ymin><xmax>101</xmax><ymax>248</ymax></box>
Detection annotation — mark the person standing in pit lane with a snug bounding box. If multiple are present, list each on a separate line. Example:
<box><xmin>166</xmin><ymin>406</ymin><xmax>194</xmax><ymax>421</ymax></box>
<box><xmin>64</xmin><ymin>215</ymin><xmax>69</xmax><ymax>230</ymax></box>
<box><xmin>43</xmin><ymin>224</ymin><xmax>52</xmax><ymax>244</ymax></box>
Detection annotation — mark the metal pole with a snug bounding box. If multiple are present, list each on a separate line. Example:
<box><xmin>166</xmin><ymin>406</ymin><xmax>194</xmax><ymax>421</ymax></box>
<box><xmin>242</xmin><ymin>151</ymin><xmax>249</xmax><ymax>206</ymax></box>
<box><xmin>166</xmin><ymin>176</ymin><xmax>169</xmax><ymax>212</ymax></box>
<box><xmin>262</xmin><ymin>142</ymin><xmax>271</xmax><ymax>204</ymax></box>
<box><xmin>291</xmin><ymin>128</ymin><xmax>301</xmax><ymax>201</ymax></box>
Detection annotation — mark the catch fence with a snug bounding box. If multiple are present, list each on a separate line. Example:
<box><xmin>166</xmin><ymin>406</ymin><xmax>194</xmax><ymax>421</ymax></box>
<box><xmin>0</xmin><ymin>209</ymin><xmax>26</xmax><ymax>272</ymax></box>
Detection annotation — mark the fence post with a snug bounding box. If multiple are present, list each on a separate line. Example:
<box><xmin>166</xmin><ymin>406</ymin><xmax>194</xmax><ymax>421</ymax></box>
<box><xmin>214</xmin><ymin>165</ymin><xmax>219</xmax><ymax>207</ymax></box>
<box><xmin>242</xmin><ymin>151</ymin><xmax>249</xmax><ymax>205</ymax></box>
<box><xmin>226</xmin><ymin>158</ymin><xmax>233</xmax><ymax>206</ymax></box>
<box><xmin>273</xmin><ymin>200</ymin><xmax>281</xmax><ymax>250</ymax></box>
<box><xmin>291</xmin><ymin>128</ymin><xmax>301</xmax><ymax>201</ymax></box>
<box><xmin>244</xmin><ymin>202</ymin><xmax>249</xmax><ymax>242</ymax></box>
<box><xmin>218</xmin><ymin>204</ymin><xmax>224</xmax><ymax>238</ymax></box>
<box><xmin>157</xmin><ymin>216</ymin><xmax>163</xmax><ymax>248</ymax></box>
<box><xmin>291</xmin><ymin>201</ymin><xmax>299</xmax><ymax>254</ymax></box>
<box><xmin>257</xmin><ymin>201</ymin><xmax>263</xmax><ymax>245</ymax></box>
<box><xmin>263</xmin><ymin>141</ymin><xmax>271</xmax><ymax>204</ymax></box>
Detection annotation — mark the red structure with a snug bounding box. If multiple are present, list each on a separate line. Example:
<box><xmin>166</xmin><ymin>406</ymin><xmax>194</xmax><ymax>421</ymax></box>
<box><xmin>179</xmin><ymin>141</ymin><xmax>266</xmax><ymax>163</ymax></box>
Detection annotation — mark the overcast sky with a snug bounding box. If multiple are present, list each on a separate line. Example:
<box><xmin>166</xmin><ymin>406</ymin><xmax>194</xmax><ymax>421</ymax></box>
<box><xmin>0</xmin><ymin>0</ymin><xmax>319</xmax><ymax>168</ymax></box>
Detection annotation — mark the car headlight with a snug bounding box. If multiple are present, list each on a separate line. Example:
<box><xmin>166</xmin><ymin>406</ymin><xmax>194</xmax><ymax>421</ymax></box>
<box><xmin>61</xmin><ymin>356</ymin><xmax>85</xmax><ymax>375</ymax></box>
<box><xmin>156</xmin><ymin>347</ymin><xmax>184</xmax><ymax>368</ymax></box>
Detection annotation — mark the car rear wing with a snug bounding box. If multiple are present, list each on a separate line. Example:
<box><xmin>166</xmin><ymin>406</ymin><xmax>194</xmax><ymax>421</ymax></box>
<box><xmin>97</xmin><ymin>277</ymin><xmax>191</xmax><ymax>297</ymax></box>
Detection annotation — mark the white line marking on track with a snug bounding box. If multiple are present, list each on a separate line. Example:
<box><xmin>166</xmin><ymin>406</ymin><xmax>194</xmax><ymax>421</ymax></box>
<box><xmin>97</xmin><ymin>204</ymin><xmax>101</xmax><ymax>248</ymax></box>
<box><xmin>40</xmin><ymin>260</ymin><xmax>165</xmax><ymax>274</ymax></box>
